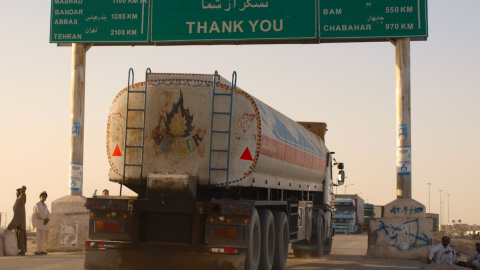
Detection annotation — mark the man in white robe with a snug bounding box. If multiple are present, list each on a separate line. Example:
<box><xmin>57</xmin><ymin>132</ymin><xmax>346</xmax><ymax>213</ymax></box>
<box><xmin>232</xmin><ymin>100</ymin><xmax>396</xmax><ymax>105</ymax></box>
<box><xmin>428</xmin><ymin>236</ymin><xmax>459</xmax><ymax>265</ymax></box>
<box><xmin>32</xmin><ymin>191</ymin><xmax>50</xmax><ymax>255</ymax></box>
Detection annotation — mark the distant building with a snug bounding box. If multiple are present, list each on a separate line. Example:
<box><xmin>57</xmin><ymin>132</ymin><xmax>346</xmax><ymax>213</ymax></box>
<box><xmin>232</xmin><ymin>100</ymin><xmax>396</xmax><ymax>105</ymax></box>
<box><xmin>427</xmin><ymin>213</ymin><xmax>439</xmax><ymax>232</ymax></box>
<box><xmin>441</xmin><ymin>223</ymin><xmax>471</xmax><ymax>232</ymax></box>
<box><xmin>453</xmin><ymin>223</ymin><xmax>470</xmax><ymax>231</ymax></box>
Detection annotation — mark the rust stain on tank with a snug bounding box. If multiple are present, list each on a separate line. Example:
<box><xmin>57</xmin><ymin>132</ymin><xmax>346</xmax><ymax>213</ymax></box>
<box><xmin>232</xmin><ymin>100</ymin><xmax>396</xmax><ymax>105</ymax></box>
<box><xmin>196</xmin><ymin>128</ymin><xmax>208</xmax><ymax>158</ymax></box>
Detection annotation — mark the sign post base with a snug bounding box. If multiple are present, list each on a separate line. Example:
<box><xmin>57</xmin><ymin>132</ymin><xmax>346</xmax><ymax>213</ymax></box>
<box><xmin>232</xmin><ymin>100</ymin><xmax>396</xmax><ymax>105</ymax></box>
<box><xmin>367</xmin><ymin>198</ymin><xmax>432</xmax><ymax>259</ymax></box>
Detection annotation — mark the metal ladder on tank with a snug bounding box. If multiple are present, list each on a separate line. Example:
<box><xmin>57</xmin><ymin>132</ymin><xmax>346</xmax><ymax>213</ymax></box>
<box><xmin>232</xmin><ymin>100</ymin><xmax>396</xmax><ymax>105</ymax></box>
<box><xmin>121</xmin><ymin>68</ymin><xmax>150</xmax><ymax>195</ymax></box>
<box><xmin>208</xmin><ymin>71</ymin><xmax>236</xmax><ymax>186</ymax></box>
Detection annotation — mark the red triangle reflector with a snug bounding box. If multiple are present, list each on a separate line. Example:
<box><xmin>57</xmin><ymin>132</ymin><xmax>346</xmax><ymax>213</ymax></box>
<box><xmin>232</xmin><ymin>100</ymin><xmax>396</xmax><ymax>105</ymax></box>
<box><xmin>112</xmin><ymin>144</ymin><xmax>122</xmax><ymax>157</ymax></box>
<box><xmin>240</xmin><ymin>147</ymin><xmax>254</xmax><ymax>161</ymax></box>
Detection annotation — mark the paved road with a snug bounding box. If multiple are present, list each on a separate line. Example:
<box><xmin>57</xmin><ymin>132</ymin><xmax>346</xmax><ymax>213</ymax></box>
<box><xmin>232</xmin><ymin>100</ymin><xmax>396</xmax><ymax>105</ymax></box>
<box><xmin>0</xmin><ymin>234</ymin><xmax>426</xmax><ymax>270</ymax></box>
<box><xmin>286</xmin><ymin>234</ymin><xmax>424</xmax><ymax>270</ymax></box>
<box><xmin>0</xmin><ymin>252</ymin><xmax>85</xmax><ymax>270</ymax></box>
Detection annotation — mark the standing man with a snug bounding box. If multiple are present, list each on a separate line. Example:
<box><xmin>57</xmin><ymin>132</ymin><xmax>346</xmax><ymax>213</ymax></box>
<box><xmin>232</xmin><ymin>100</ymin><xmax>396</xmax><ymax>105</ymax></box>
<box><xmin>7</xmin><ymin>186</ymin><xmax>27</xmax><ymax>256</ymax></box>
<box><xmin>467</xmin><ymin>242</ymin><xmax>480</xmax><ymax>269</ymax></box>
<box><xmin>32</xmin><ymin>191</ymin><xmax>50</xmax><ymax>255</ymax></box>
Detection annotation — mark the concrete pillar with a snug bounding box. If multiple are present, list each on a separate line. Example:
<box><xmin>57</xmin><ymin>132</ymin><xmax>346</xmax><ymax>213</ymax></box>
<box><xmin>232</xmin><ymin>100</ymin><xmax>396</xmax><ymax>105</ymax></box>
<box><xmin>69</xmin><ymin>43</ymin><xmax>87</xmax><ymax>195</ymax></box>
<box><xmin>395</xmin><ymin>38</ymin><xmax>412</xmax><ymax>199</ymax></box>
<box><xmin>48</xmin><ymin>44</ymin><xmax>90</xmax><ymax>252</ymax></box>
<box><xmin>47</xmin><ymin>195</ymin><xmax>89</xmax><ymax>252</ymax></box>
<box><xmin>367</xmin><ymin>39</ymin><xmax>432</xmax><ymax>259</ymax></box>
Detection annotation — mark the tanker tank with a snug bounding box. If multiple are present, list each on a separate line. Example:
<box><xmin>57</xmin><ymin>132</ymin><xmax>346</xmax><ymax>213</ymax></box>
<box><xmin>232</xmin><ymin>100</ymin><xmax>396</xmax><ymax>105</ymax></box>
<box><xmin>107</xmin><ymin>72</ymin><xmax>329</xmax><ymax>193</ymax></box>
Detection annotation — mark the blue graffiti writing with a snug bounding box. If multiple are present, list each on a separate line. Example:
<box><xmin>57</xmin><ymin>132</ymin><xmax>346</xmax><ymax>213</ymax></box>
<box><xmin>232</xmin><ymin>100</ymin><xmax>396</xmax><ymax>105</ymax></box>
<box><xmin>374</xmin><ymin>219</ymin><xmax>429</xmax><ymax>252</ymax></box>
<box><xmin>390</xmin><ymin>206</ymin><xmax>424</xmax><ymax>215</ymax></box>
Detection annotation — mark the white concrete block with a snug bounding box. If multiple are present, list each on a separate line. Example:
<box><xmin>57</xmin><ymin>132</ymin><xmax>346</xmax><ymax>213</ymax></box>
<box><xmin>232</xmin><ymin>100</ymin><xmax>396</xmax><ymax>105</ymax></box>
<box><xmin>367</xmin><ymin>217</ymin><xmax>433</xmax><ymax>259</ymax></box>
<box><xmin>47</xmin><ymin>195</ymin><xmax>89</xmax><ymax>252</ymax></box>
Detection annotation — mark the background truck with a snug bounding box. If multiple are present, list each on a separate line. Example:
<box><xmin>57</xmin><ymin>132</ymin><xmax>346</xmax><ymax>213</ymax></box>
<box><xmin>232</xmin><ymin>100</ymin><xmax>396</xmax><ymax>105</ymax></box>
<box><xmin>374</xmin><ymin>205</ymin><xmax>384</xmax><ymax>219</ymax></box>
<box><xmin>363</xmin><ymin>203</ymin><xmax>374</xmax><ymax>232</ymax></box>
<box><xmin>333</xmin><ymin>194</ymin><xmax>364</xmax><ymax>234</ymax></box>
<box><xmin>84</xmin><ymin>70</ymin><xmax>345</xmax><ymax>270</ymax></box>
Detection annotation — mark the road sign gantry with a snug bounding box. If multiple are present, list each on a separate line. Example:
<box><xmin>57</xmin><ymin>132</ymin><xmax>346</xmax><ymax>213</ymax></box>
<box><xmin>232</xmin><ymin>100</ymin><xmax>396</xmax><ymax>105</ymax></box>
<box><xmin>50</xmin><ymin>0</ymin><xmax>427</xmax><ymax>45</ymax></box>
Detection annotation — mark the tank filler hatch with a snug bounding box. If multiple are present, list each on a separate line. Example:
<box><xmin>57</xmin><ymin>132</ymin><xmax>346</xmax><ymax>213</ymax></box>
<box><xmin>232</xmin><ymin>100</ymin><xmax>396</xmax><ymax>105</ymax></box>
<box><xmin>297</xmin><ymin>122</ymin><xmax>327</xmax><ymax>142</ymax></box>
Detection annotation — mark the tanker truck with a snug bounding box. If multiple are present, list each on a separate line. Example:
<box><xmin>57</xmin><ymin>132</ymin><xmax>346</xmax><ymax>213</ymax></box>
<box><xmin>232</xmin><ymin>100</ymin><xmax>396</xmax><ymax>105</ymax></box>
<box><xmin>84</xmin><ymin>69</ymin><xmax>345</xmax><ymax>270</ymax></box>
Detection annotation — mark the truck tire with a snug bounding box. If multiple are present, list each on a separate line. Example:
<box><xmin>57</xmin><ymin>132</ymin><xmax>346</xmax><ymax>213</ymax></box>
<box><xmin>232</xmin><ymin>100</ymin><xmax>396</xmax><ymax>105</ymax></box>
<box><xmin>324</xmin><ymin>236</ymin><xmax>332</xmax><ymax>255</ymax></box>
<box><xmin>272</xmin><ymin>211</ymin><xmax>289</xmax><ymax>269</ymax></box>
<box><xmin>310</xmin><ymin>210</ymin><xmax>324</xmax><ymax>258</ymax></box>
<box><xmin>258</xmin><ymin>209</ymin><xmax>275</xmax><ymax>270</ymax></box>
<box><xmin>245</xmin><ymin>208</ymin><xmax>261</xmax><ymax>270</ymax></box>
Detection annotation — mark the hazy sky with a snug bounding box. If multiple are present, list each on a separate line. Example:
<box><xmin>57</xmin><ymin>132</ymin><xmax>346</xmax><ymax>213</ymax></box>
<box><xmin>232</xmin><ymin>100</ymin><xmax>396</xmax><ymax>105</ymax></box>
<box><xmin>1</xmin><ymin>1</ymin><xmax>479</xmax><ymax>227</ymax></box>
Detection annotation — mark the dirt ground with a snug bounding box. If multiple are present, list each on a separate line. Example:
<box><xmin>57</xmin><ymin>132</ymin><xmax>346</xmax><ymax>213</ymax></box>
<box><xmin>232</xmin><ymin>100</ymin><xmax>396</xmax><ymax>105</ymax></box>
<box><xmin>27</xmin><ymin>232</ymin><xmax>36</xmax><ymax>253</ymax></box>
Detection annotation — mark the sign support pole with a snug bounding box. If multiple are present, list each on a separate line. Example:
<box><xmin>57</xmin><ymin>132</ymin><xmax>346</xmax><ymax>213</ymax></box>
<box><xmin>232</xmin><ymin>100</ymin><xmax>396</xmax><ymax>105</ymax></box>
<box><xmin>395</xmin><ymin>38</ymin><xmax>412</xmax><ymax>199</ymax></box>
<box><xmin>69</xmin><ymin>43</ymin><xmax>89</xmax><ymax>196</ymax></box>
<box><xmin>48</xmin><ymin>43</ymin><xmax>91</xmax><ymax>253</ymax></box>
<box><xmin>367</xmin><ymin>38</ymin><xmax>431</xmax><ymax>258</ymax></box>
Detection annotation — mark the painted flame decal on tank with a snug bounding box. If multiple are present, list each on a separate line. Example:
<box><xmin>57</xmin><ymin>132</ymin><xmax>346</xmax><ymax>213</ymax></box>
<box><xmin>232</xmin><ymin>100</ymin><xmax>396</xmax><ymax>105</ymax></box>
<box><xmin>165</xmin><ymin>90</ymin><xmax>195</xmax><ymax>137</ymax></box>
<box><xmin>154</xmin><ymin>90</ymin><xmax>203</xmax><ymax>155</ymax></box>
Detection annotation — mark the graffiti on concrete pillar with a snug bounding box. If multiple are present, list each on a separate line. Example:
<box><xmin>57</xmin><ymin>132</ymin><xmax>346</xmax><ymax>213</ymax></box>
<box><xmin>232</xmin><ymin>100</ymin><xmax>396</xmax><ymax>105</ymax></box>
<box><xmin>389</xmin><ymin>205</ymin><xmax>424</xmax><ymax>215</ymax></box>
<box><xmin>374</xmin><ymin>219</ymin><xmax>429</xmax><ymax>252</ymax></box>
<box><xmin>60</xmin><ymin>219</ymin><xmax>79</xmax><ymax>247</ymax></box>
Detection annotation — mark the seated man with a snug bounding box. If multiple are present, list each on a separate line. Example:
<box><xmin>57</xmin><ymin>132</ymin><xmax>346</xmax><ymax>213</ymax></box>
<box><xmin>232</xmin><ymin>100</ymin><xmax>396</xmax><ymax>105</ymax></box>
<box><xmin>428</xmin><ymin>236</ymin><xmax>459</xmax><ymax>265</ymax></box>
<box><xmin>467</xmin><ymin>242</ymin><xmax>480</xmax><ymax>269</ymax></box>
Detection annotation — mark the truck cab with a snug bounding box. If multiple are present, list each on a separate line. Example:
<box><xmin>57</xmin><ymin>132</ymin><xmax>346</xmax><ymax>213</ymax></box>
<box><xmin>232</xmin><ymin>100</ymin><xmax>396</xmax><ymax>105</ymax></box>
<box><xmin>333</xmin><ymin>198</ymin><xmax>356</xmax><ymax>233</ymax></box>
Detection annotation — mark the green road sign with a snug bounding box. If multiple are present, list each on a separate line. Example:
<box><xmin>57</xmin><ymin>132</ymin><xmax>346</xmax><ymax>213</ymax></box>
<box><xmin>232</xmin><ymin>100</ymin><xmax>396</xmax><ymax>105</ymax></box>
<box><xmin>50</xmin><ymin>0</ymin><xmax>428</xmax><ymax>44</ymax></box>
<box><xmin>319</xmin><ymin>0</ymin><xmax>428</xmax><ymax>41</ymax></box>
<box><xmin>50</xmin><ymin>0</ymin><xmax>150</xmax><ymax>43</ymax></box>
<box><xmin>50</xmin><ymin>0</ymin><xmax>318</xmax><ymax>44</ymax></box>
<box><xmin>150</xmin><ymin>0</ymin><xmax>318</xmax><ymax>44</ymax></box>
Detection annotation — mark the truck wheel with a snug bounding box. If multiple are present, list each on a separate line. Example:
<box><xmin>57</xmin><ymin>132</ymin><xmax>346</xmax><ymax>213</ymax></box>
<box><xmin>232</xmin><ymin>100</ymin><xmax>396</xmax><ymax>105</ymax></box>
<box><xmin>310</xmin><ymin>210</ymin><xmax>324</xmax><ymax>258</ymax></box>
<box><xmin>272</xmin><ymin>211</ymin><xmax>289</xmax><ymax>269</ymax></box>
<box><xmin>324</xmin><ymin>237</ymin><xmax>332</xmax><ymax>255</ymax></box>
<box><xmin>258</xmin><ymin>209</ymin><xmax>275</xmax><ymax>270</ymax></box>
<box><xmin>245</xmin><ymin>208</ymin><xmax>261</xmax><ymax>270</ymax></box>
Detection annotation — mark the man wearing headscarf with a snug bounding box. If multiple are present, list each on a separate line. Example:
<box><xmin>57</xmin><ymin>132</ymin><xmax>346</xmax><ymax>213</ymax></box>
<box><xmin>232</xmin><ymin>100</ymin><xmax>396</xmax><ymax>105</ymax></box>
<box><xmin>467</xmin><ymin>242</ymin><xmax>480</xmax><ymax>269</ymax></box>
<box><xmin>32</xmin><ymin>191</ymin><xmax>50</xmax><ymax>255</ymax></box>
<box><xmin>7</xmin><ymin>186</ymin><xmax>27</xmax><ymax>255</ymax></box>
<box><xmin>428</xmin><ymin>236</ymin><xmax>459</xmax><ymax>265</ymax></box>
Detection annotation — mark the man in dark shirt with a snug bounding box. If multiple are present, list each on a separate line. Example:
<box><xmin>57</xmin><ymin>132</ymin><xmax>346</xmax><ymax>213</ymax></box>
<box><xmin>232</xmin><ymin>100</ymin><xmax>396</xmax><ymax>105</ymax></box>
<box><xmin>7</xmin><ymin>186</ymin><xmax>27</xmax><ymax>255</ymax></box>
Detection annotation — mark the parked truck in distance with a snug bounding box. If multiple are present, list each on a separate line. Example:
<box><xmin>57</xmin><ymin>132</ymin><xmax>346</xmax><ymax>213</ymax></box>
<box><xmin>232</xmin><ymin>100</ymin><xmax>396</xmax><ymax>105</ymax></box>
<box><xmin>83</xmin><ymin>70</ymin><xmax>346</xmax><ymax>270</ymax></box>
<box><xmin>363</xmin><ymin>203</ymin><xmax>374</xmax><ymax>232</ymax></box>
<box><xmin>333</xmin><ymin>194</ymin><xmax>364</xmax><ymax>234</ymax></box>
<box><xmin>374</xmin><ymin>205</ymin><xmax>384</xmax><ymax>219</ymax></box>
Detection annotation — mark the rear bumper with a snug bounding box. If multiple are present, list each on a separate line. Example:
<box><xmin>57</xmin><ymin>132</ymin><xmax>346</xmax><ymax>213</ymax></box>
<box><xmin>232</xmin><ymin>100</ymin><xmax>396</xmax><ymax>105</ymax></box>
<box><xmin>85</xmin><ymin>240</ymin><xmax>247</xmax><ymax>254</ymax></box>
<box><xmin>84</xmin><ymin>246</ymin><xmax>246</xmax><ymax>270</ymax></box>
